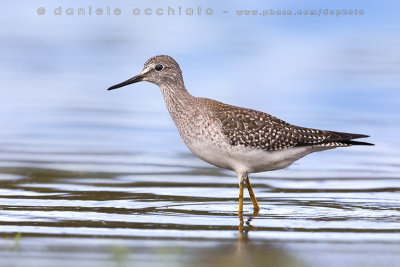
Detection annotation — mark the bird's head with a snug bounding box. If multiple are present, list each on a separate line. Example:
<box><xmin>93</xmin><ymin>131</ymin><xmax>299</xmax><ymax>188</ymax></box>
<box><xmin>108</xmin><ymin>55</ymin><xmax>184</xmax><ymax>90</ymax></box>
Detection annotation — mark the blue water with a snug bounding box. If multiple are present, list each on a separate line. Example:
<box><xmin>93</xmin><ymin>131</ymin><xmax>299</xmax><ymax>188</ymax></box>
<box><xmin>0</xmin><ymin>1</ymin><xmax>400</xmax><ymax>266</ymax></box>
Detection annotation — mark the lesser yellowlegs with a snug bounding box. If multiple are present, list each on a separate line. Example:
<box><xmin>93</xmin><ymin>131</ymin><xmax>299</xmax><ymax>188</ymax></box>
<box><xmin>108</xmin><ymin>55</ymin><xmax>373</xmax><ymax>213</ymax></box>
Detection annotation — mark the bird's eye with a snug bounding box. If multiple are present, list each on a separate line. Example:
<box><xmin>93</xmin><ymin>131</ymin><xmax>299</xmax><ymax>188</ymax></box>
<box><xmin>155</xmin><ymin>64</ymin><xmax>163</xmax><ymax>71</ymax></box>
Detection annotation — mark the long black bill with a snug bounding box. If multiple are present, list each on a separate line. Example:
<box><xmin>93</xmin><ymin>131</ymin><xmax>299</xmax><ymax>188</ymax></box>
<box><xmin>107</xmin><ymin>74</ymin><xmax>143</xmax><ymax>90</ymax></box>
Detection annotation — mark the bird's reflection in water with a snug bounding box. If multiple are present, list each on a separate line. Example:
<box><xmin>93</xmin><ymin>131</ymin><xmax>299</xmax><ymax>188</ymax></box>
<box><xmin>238</xmin><ymin>210</ymin><xmax>259</xmax><ymax>240</ymax></box>
<box><xmin>237</xmin><ymin>209</ymin><xmax>259</xmax><ymax>257</ymax></box>
<box><xmin>190</xmin><ymin>210</ymin><xmax>305</xmax><ymax>267</ymax></box>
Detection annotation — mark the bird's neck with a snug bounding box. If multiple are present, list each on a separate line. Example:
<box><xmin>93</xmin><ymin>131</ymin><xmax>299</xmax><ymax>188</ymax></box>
<box><xmin>159</xmin><ymin>78</ymin><xmax>194</xmax><ymax>120</ymax></box>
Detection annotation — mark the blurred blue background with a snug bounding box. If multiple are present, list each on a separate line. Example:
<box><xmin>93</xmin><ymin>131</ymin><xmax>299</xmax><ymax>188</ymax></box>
<box><xmin>1</xmin><ymin>1</ymin><xmax>400</xmax><ymax>266</ymax></box>
<box><xmin>0</xmin><ymin>0</ymin><xmax>399</xmax><ymax>177</ymax></box>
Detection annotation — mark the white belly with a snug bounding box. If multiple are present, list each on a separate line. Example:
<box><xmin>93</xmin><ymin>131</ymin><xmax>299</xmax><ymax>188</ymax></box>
<box><xmin>185</xmin><ymin>139</ymin><xmax>315</xmax><ymax>174</ymax></box>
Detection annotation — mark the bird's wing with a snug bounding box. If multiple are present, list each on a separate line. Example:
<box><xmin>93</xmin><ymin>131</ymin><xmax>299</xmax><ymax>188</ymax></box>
<box><xmin>208</xmin><ymin>100</ymin><xmax>373</xmax><ymax>151</ymax></box>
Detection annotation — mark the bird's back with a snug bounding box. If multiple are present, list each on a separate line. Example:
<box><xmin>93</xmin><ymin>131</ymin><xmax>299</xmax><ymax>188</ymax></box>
<box><xmin>196</xmin><ymin>97</ymin><xmax>373</xmax><ymax>151</ymax></box>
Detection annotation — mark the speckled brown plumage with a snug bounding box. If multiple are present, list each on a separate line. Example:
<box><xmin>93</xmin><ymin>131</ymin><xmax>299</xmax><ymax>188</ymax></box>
<box><xmin>205</xmin><ymin>99</ymin><xmax>371</xmax><ymax>151</ymax></box>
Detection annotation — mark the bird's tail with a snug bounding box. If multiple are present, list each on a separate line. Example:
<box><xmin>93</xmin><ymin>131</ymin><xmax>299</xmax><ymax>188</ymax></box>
<box><xmin>326</xmin><ymin>131</ymin><xmax>374</xmax><ymax>146</ymax></box>
<box><xmin>339</xmin><ymin>140</ymin><xmax>374</xmax><ymax>146</ymax></box>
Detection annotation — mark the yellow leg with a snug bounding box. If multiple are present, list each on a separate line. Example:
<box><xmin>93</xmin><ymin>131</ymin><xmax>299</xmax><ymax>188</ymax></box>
<box><xmin>239</xmin><ymin>182</ymin><xmax>244</xmax><ymax>213</ymax></box>
<box><xmin>238</xmin><ymin>183</ymin><xmax>244</xmax><ymax>231</ymax></box>
<box><xmin>238</xmin><ymin>207</ymin><xmax>244</xmax><ymax>233</ymax></box>
<box><xmin>246</xmin><ymin>176</ymin><xmax>259</xmax><ymax>212</ymax></box>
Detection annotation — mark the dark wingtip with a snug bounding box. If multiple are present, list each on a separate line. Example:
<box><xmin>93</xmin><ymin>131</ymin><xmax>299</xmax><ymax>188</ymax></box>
<box><xmin>342</xmin><ymin>140</ymin><xmax>375</xmax><ymax>146</ymax></box>
<box><xmin>327</xmin><ymin>131</ymin><xmax>371</xmax><ymax>141</ymax></box>
<box><xmin>351</xmin><ymin>133</ymin><xmax>370</xmax><ymax>139</ymax></box>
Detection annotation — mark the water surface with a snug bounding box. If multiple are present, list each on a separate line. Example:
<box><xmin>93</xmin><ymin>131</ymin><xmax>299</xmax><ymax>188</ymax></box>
<box><xmin>1</xmin><ymin>1</ymin><xmax>400</xmax><ymax>266</ymax></box>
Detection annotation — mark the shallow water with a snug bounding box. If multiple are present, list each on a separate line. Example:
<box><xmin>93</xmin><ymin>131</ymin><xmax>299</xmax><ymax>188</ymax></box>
<box><xmin>1</xmin><ymin>1</ymin><xmax>400</xmax><ymax>266</ymax></box>
<box><xmin>1</xmin><ymin>103</ymin><xmax>400</xmax><ymax>266</ymax></box>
